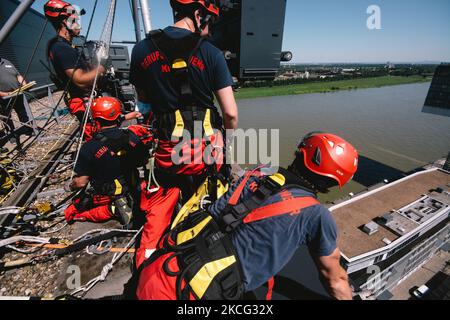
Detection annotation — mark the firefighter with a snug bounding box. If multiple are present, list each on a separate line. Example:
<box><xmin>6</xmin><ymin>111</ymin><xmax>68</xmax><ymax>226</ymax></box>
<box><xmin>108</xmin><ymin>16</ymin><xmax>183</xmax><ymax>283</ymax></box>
<box><xmin>135</xmin><ymin>132</ymin><xmax>358</xmax><ymax>300</ymax></box>
<box><xmin>64</xmin><ymin>97</ymin><xmax>151</xmax><ymax>225</ymax></box>
<box><xmin>43</xmin><ymin>0</ymin><xmax>112</xmax><ymax>140</ymax></box>
<box><xmin>129</xmin><ymin>0</ymin><xmax>238</xmax><ymax>267</ymax></box>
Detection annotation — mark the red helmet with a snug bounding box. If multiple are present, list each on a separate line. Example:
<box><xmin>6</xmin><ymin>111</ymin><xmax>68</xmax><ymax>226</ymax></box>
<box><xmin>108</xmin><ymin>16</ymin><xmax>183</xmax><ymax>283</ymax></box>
<box><xmin>91</xmin><ymin>97</ymin><xmax>123</xmax><ymax>122</ymax></box>
<box><xmin>44</xmin><ymin>0</ymin><xmax>72</xmax><ymax>21</ymax></box>
<box><xmin>44</xmin><ymin>1</ymin><xmax>84</xmax><ymax>28</ymax></box>
<box><xmin>170</xmin><ymin>0</ymin><xmax>220</xmax><ymax>17</ymax></box>
<box><xmin>297</xmin><ymin>132</ymin><xmax>359</xmax><ymax>188</ymax></box>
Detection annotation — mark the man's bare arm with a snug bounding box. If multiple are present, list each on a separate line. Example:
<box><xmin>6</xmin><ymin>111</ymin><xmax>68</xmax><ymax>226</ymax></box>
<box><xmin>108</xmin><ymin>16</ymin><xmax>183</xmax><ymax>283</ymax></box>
<box><xmin>65</xmin><ymin>66</ymin><xmax>106</xmax><ymax>90</ymax></box>
<box><xmin>0</xmin><ymin>91</ymin><xmax>12</xmax><ymax>98</ymax></box>
<box><xmin>314</xmin><ymin>248</ymin><xmax>353</xmax><ymax>300</ymax></box>
<box><xmin>214</xmin><ymin>86</ymin><xmax>238</xmax><ymax>130</ymax></box>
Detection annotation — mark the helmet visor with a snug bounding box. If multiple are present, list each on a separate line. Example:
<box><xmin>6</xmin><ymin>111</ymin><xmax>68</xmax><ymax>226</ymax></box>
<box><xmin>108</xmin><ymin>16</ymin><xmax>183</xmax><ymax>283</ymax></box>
<box><xmin>64</xmin><ymin>5</ymin><xmax>84</xmax><ymax>30</ymax></box>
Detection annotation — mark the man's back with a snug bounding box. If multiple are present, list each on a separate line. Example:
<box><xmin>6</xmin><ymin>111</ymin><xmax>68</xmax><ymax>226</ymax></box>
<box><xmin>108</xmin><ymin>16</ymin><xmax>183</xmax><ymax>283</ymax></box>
<box><xmin>75</xmin><ymin>127</ymin><xmax>143</xmax><ymax>194</ymax></box>
<box><xmin>130</xmin><ymin>26</ymin><xmax>233</xmax><ymax>115</ymax></box>
<box><xmin>208</xmin><ymin>170</ymin><xmax>338</xmax><ymax>292</ymax></box>
<box><xmin>0</xmin><ymin>58</ymin><xmax>20</xmax><ymax>92</ymax></box>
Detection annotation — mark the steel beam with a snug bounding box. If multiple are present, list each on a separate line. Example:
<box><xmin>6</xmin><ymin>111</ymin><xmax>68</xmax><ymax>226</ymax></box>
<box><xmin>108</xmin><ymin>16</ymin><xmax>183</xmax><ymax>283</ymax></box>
<box><xmin>139</xmin><ymin>0</ymin><xmax>152</xmax><ymax>36</ymax></box>
<box><xmin>0</xmin><ymin>0</ymin><xmax>36</xmax><ymax>45</ymax></box>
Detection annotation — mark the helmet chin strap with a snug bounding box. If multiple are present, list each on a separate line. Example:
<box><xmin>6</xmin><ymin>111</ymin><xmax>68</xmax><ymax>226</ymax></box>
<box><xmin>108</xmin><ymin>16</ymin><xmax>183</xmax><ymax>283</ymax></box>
<box><xmin>199</xmin><ymin>14</ymin><xmax>213</xmax><ymax>30</ymax></box>
<box><xmin>188</xmin><ymin>12</ymin><xmax>202</xmax><ymax>33</ymax></box>
<box><xmin>188</xmin><ymin>11</ymin><xmax>212</xmax><ymax>34</ymax></box>
<box><xmin>62</xmin><ymin>21</ymin><xmax>80</xmax><ymax>38</ymax></box>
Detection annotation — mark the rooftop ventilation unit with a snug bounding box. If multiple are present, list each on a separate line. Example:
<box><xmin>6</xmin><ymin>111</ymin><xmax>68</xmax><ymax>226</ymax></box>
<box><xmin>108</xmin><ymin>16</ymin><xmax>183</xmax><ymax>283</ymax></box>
<box><xmin>379</xmin><ymin>214</ymin><xmax>394</xmax><ymax>225</ymax></box>
<box><xmin>363</xmin><ymin>222</ymin><xmax>379</xmax><ymax>236</ymax></box>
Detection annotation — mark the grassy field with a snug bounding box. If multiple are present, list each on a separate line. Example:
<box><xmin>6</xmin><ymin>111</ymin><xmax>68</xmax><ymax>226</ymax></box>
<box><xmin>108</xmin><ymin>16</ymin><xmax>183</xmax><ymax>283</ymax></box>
<box><xmin>234</xmin><ymin>76</ymin><xmax>431</xmax><ymax>100</ymax></box>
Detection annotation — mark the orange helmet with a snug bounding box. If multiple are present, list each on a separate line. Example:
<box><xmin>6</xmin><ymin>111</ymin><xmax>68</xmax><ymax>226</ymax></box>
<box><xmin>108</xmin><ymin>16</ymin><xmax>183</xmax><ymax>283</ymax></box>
<box><xmin>170</xmin><ymin>0</ymin><xmax>220</xmax><ymax>17</ymax></box>
<box><xmin>91</xmin><ymin>97</ymin><xmax>123</xmax><ymax>122</ymax></box>
<box><xmin>297</xmin><ymin>132</ymin><xmax>359</xmax><ymax>188</ymax></box>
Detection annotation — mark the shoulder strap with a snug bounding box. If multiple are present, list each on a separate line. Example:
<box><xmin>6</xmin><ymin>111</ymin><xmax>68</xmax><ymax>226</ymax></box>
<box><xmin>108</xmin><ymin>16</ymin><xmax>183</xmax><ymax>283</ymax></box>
<box><xmin>243</xmin><ymin>196</ymin><xmax>319</xmax><ymax>224</ymax></box>
<box><xmin>46</xmin><ymin>36</ymin><xmax>59</xmax><ymax>59</ymax></box>
<box><xmin>219</xmin><ymin>167</ymin><xmax>319</xmax><ymax>232</ymax></box>
<box><xmin>96</xmin><ymin>130</ymin><xmax>131</xmax><ymax>154</ymax></box>
<box><xmin>45</xmin><ymin>36</ymin><xmax>67</xmax><ymax>90</ymax></box>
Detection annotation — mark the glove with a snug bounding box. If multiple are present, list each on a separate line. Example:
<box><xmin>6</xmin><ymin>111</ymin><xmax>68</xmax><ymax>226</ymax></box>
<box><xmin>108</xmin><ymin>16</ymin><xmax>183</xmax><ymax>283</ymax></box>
<box><xmin>64</xmin><ymin>205</ymin><xmax>80</xmax><ymax>224</ymax></box>
<box><xmin>94</xmin><ymin>42</ymin><xmax>112</xmax><ymax>71</ymax></box>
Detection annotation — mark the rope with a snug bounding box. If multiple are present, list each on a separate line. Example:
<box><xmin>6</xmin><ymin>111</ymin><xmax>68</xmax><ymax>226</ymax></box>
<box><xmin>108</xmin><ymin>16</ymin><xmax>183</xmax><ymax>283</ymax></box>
<box><xmin>70</xmin><ymin>228</ymin><xmax>139</xmax><ymax>244</ymax></box>
<box><xmin>70</xmin><ymin>0</ymin><xmax>118</xmax><ymax>181</ymax></box>
<box><xmin>0</xmin><ymin>236</ymin><xmax>50</xmax><ymax>249</ymax></box>
<box><xmin>70</xmin><ymin>226</ymin><xmax>143</xmax><ymax>297</ymax></box>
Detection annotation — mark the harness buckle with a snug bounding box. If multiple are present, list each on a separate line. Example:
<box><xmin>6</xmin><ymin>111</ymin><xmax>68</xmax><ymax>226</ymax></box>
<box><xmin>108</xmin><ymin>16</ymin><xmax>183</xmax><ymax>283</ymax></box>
<box><xmin>220</xmin><ymin>203</ymin><xmax>249</xmax><ymax>233</ymax></box>
<box><xmin>253</xmin><ymin>177</ymin><xmax>281</xmax><ymax>199</ymax></box>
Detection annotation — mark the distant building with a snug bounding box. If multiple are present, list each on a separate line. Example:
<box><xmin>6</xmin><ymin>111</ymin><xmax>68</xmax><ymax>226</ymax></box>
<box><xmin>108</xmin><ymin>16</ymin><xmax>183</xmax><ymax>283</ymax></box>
<box><xmin>330</xmin><ymin>168</ymin><xmax>450</xmax><ymax>299</ymax></box>
<box><xmin>386</xmin><ymin>62</ymin><xmax>396</xmax><ymax>69</ymax></box>
<box><xmin>424</xmin><ymin>63</ymin><xmax>450</xmax><ymax>113</ymax></box>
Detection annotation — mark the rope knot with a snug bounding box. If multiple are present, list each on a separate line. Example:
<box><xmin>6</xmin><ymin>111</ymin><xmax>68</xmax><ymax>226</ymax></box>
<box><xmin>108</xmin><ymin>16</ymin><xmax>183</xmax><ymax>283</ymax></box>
<box><xmin>99</xmin><ymin>263</ymin><xmax>113</xmax><ymax>281</ymax></box>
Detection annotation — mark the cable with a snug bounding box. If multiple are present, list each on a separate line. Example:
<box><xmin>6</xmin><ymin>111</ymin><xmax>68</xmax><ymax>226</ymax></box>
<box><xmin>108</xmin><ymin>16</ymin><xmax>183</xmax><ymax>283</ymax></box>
<box><xmin>71</xmin><ymin>228</ymin><xmax>139</xmax><ymax>244</ymax></box>
<box><xmin>70</xmin><ymin>226</ymin><xmax>143</xmax><ymax>297</ymax></box>
<box><xmin>0</xmin><ymin>236</ymin><xmax>50</xmax><ymax>249</ymax></box>
<box><xmin>85</xmin><ymin>0</ymin><xmax>99</xmax><ymax>39</ymax></box>
<box><xmin>4</xmin><ymin>19</ymin><xmax>49</xmax><ymax>127</ymax></box>
<box><xmin>70</xmin><ymin>0</ymin><xmax>118</xmax><ymax>181</ymax></box>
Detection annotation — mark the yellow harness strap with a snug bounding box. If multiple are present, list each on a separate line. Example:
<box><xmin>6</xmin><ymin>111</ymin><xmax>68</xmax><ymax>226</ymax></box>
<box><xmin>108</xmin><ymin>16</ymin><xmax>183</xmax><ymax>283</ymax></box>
<box><xmin>177</xmin><ymin>216</ymin><xmax>212</xmax><ymax>245</ymax></box>
<box><xmin>203</xmin><ymin>109</ymin><xmax>214</xmax><ymax>137</ymax></box>
<box><xmin>171</xmin><ymin>109</ymin><xmax>185</xmax><ymax>138</ymax></box>
<box><xmin>189</xmin><ymin>256</ymin><xmax>237</xmax><ymax>299</ymax></box>
<box><xmin>114</xmin><ymin>179</ymin><xmax>123</xmax><ymax>196</ymax></box>
<box><xmin>171</xmin><ymin>179</ymin><xmax>210</xmax><ymax>229</ymax></box>
<box><xmin>171</xmin><ymin>177</ymin><xmax>229</xmax><ymax>230</ymax></box>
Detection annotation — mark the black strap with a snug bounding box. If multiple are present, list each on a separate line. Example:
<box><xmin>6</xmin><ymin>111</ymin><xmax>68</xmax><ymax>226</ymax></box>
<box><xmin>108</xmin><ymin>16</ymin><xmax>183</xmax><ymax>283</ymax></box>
<box><xmin>146</xmin><ymin>30</ymin><xmax>205</xmax><ymax>107</ymax></box>
<box><xmin>95</xmin><ymin>130</ymin><xmax>130</xmax><ymax>154</ymax></box>
<box><xmin>46</xmin><ymin>37</ymin><xmax>66</xmax><ymax>90</ymax></box>
<box><xmin>219</xmin><ymin>176</ymin><xmax>282</xmax><ymax>232</ymax></box>
<box><xmin>219</xmin><ymin>168</ymin><xmax>317</xmax><ymax>233</ymax></box>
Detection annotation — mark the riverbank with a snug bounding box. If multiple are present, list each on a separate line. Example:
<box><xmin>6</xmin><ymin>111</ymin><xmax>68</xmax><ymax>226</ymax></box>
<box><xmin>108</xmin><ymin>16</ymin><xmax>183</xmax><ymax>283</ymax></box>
<box><xmin>234</xmin><ymin>75</ymin><xmax>431</xmax><ymax>100</ymax></box>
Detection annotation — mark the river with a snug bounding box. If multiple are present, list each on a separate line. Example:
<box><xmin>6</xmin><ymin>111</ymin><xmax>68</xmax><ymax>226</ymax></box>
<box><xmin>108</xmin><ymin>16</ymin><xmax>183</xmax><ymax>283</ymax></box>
<box><xmin>237</xmin><ymin>82</ymin><xmax>450</xmax><ymax>203</ymax></box>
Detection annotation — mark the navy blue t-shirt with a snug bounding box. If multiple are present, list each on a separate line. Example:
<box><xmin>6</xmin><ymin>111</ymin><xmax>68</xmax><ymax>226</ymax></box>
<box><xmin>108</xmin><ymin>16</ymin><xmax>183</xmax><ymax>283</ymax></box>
<box><xmin>48</xmin><ymin>36</ymin><xmax>90</xmax><ymax>99</ymax></box>
<box><xmin>75</xmin><ymin>127</ymin><xmax>143</xmax><ymax>194</ymax></box>
<box><xmin>129</xmin><ymin>26</ymin><xmax>233</xmax><ymax>115</ymax></box>
<box><xmin>208</xmin><ymin>174</ymin><xmax>338</xmax><ymax>292</ymax></box>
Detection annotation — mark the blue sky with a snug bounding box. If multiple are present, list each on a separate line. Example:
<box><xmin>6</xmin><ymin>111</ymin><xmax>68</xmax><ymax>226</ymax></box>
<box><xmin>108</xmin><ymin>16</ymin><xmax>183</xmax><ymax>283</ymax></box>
<box><xmin>32</xmin><ymin>0</ymin><xmax>450</xmax><ymax>63</ymax></box>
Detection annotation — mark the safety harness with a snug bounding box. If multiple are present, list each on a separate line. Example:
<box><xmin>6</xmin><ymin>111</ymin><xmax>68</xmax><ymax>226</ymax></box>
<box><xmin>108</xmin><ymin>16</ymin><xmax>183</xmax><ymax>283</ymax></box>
<box><xmin>146</xmin><ymin>30</ymin><xmax>222</xmax><ymax>142</ymax></box>
<box><xmin>0</xmin><ymin>152</ymin><xmax>21</xmax><ymax>196</ymax></box>
<box><xmin>137</xmin><ymin>167</ymin><xmax>320</xmax><ymax>300</ymax></box>
<box><xmin>92</xmin><ymin>128</ymin><xmax>152</xmax><ymax>197</ymax></box>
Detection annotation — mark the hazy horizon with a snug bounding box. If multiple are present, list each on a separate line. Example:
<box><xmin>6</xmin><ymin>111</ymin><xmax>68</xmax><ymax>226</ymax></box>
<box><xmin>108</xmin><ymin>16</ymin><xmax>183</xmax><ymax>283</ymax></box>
<box><xmin>30</xmin><ymin>0</ymin><xmax>450</xmax><ymax>64</ymax></box>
